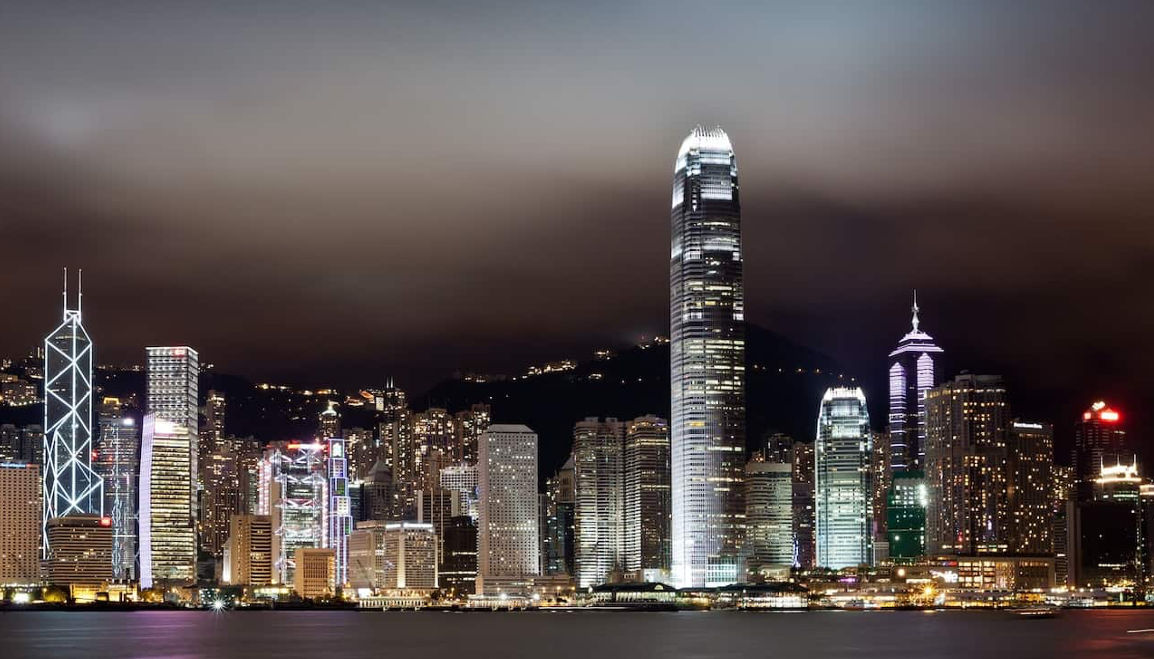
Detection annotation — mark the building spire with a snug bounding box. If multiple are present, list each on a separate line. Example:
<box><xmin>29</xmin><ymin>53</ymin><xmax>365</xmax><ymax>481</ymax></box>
<box><xmin>77</xmin><ymin>268</ymin><xmax>83</xmax><ymax>315</ymax></box>
<box><xmin>62</xmin><ymin>267</ymin><xmax>68</xmax><ymax>319</ymax></box>
<box><xmin>911</xmin><ymin>289</ymin><xmax>920</xmax><ymax>332</ymax></box>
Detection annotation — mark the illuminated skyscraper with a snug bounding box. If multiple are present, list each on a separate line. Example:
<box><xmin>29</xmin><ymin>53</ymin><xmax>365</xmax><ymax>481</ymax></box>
<box><xmin>42</xmin><ymin>270</ymin><xmax>103</xmax><ymax>554</ymax></box>
<box><xmin>477</xmin><ymin>424</ymin><xmax>539</xmax><ymax>595</ymax></box>
<box><xmin>623</xmin><ymin>415</ymin><xmax>671</xmax><ymax>581</ymax></box>
<box><xmin>146</xmin><ymin>346</ymin><xmax>199</xmax><ymax>516</ymax></box>
<box><xmin>887</xmin><ymin>292</ymin><xmax>943</xmax><ymax>473</ymax></box>
<box><xmin>573</xmin><ymin>417</ymin><xmax>625</xmax><ymax>588</ymax></box>
<box><xmin>270</xmin><ymin>442</ymin><xmax>326</xmax><ymax>585</ymax></box>
<box><xmin>1073</xmin><ymin>401</ymin><xmax>1130</xmax><ymax>502</ymax></box>
<box><xmin>886</xmin><ymin>471</ymin><xmax>927</xmax><ymax>561</ymax></box>
<box><xmin>96</xmin><ymin>398</ymin><xmax>139</xmax><ymax>580</ymax></box>
<box><xmin>139</xmin><ymin>415</ymin><xmax>196</xmax><ymax>588</ymax></box>
<box><xmin>1008</xmin><ymin>421</ymin><xmax>1055</xmax><ymax>555</ymax></box>
<box><xmin>744</xmin><ymin>460</ymin><xmax>793</xmax><ymax>579</ymax></box>
<box><xmin>924</xmin><ymin>374</ymin><xmax>1010</xmax><ymax>555</ymax></box>
<box><xmin>543</xmin><ymin>456</ymin><xmax>576</xmax><ymax>577</ymax></box>
<box><xmin>815</xmin><ymin>387</ymin><xmax>873</xmax><ymax>569</ymax></box>
<box><xmin>0</xmin><ymin>462</ymin><xmax>41</xmax><ymax>583</ymax></box>
<box><xmin>669</xmin><ymin>126</ymin><xmax>746</xmax><ymax>587</ymax></box>
<box><xmin>323</xmin><ymin>405</ymin><xmax>352</xmax><ymax>588</ymax></box>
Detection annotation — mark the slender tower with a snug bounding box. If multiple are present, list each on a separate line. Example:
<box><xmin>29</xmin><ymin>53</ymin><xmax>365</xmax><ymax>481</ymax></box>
<box><xmin>670</xmin><ymin>126</ymin><xmax>746</xmax><ymax>587</ymax></box>
<box><xmin>887</xmin><ymin>292</ymin><xmax>943</xmax><ymax>473</ymax></box>
<box><xmin>43</xmin><ymin>269</ymin><xmax>104</xmax><ymax>555</ymax></box>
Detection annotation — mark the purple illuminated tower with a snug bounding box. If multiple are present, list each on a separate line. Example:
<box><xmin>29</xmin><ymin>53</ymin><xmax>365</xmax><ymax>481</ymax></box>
<box><xmin>888</xmin><ymin>292</ymin><xmax>943</xmax><ymax>473</ymax></box>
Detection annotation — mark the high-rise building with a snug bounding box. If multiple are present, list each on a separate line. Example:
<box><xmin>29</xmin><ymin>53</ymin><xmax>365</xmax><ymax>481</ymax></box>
<box><xmin>573</xmin><ymin>417</ymin><xmax>625</xmax><ymax>588</ymax></box>
<box><xmin>0</xmin><ymin>424</ymin><xmax>43</xmax><ymax>465</ymax></box>
<box><xmin>270</xmin><ymin>442</ymin><xmax>326</xmax><ymax>585</ymax></box>
<box><xmin>887</xmin><ymin>292</ymin><xmax>944</xmax><ymax>474</ymax></box>
<box><xmin>96</xmin><ymin>398</ymin><xmax>139</xmax><ymax>580</ymax></box>
<box><xmin>44</xmin><ymin>514</ymin><xmax>114</xmax><ymax>587</ymax></box>
<box><xmin>440</xmin><ymin>515</ymin><xmax>478</xmax><ymax>596</ymax></box>
<box><xmin>791</xmin><ymin>441</ymin><xmax>816</xmax><ymax>569</ymax></box>
<box><xmin>544</xmin><ymin>456</ymin><xmax>576</xmax><ymax>576</ymax></box>
<box><xmin>477</xmin><ymin>425</ymin><xmax>539</xmax><ymax>595</ymax></box>
<box><xmin>203</xmin><ymin>390</ymin><xmax>226</xmax><ymax>446</ymax></box>
<box><xmin>815</xmin><ymin>387</ymin><xmax>873</xmax><ymax>569</ymax></box>
<box><xmin>348</xmin><ymin>520</ymin><xmax>437</xmax><ymax>590</ymax></box>
<box><xmin>1008</xmin><ymin>421</ymin><xmax>1055</xmax><ymax>555</ymax></box>
<box><xmin>325</xmin><ymin>427</ymin><xmax>352</xmax><ymax>588</ymax></box>
<box><xmin>1073</xmin><ymin>402</ymin><xmax>1130</xmax><ymax>502</ymax></box>
<box><xmin>200</xmin><ymin>439</ymin><xmax>246</xmax><ymax>558</ymax></box>
<box><xmin>886</xmin><ymin>471</ymin><xmax>927</xmax><ymax>561</ymax></box>
<box><xmin>146</xmin><ymin>346</ymin><xmax>200</xmax><ymax>518</ymax></box>
<box><xmin>222</xmin><ymin>514</ymin><xmax>272</xmax><ymax>586</ymax></box>
<box><xmin>0</xmin><ymin>461</ymin><xmax>41</xmax><ymax>584</ymax></box>
<box><xmin>623</xmin><ymin>415</ymin><xmax>671</xmax><ymax>581</ymax></box>
<box><xmin>361</xmin><ymin>459</ymin><xmax>397</xmax><ymax>522</ymax></box>
<box><xmin>669</xmin><ymin>126</ymin><xmax>746</xmax><ymax>588</ymax></box>
<box><xmin>453</xmin><ymin>404</ymin><xmax>491</xmax><ymax>465</ymax></box>
<box><xmin>1074</xmin><ymin>460</ymin><xmax>1148</xmax><ymax>587</ymax></box>
<box><xmin>744</xmin><ymin>460</ymin><xmax>792</xmax><ymax>579</ymax></box>
<box><xmin>139</xmin><ymin>415</ymin><xmax>196</xmax><ymax>588</ymax></box>
<box><xmin>924</xmin><ymin>374</ymin><xmax>1010</xmax><ymax>555</ymax></box>
<box><xmin>439</xmin><ymin>463</ymin><xmax>479</xmax><ymax>520</ymax></box>
<box><xmin>43</xmin><ymin>271</ymin><xmax>103</xmax><ymax>554</ymax></box>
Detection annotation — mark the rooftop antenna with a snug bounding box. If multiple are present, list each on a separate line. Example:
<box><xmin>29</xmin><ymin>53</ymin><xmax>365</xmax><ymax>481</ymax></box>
<box><xmin>62</xmin><ymin>267</ymin><xmax>68</xmax><ymax>318</ymax></box>
<box><xmin>911</xmin><ymin>289</ymin><xmax>920</xmax><ymax>332</ymax></box>
<box><xmin>78</xmin><ymin>268</ymin><xmax>83</xmax><ymax>315</ymax></box>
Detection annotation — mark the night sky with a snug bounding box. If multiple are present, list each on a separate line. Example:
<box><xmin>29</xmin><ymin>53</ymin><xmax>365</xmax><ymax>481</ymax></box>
<box><xmin>2</xmin><ymin>2</ymin><xmax>1152</xmax><ymax>434</ymax></box>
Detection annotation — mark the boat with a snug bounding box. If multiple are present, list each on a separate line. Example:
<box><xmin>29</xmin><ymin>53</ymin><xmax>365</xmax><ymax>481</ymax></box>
<box><xmin>1010</xmin><ymin>606</ymin><xmax>1059</xmax><ymax>619</ymax></box>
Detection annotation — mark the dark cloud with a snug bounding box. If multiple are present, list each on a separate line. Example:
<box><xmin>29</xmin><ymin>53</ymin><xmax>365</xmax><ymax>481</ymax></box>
<box><xmin>1</xmin><ymin>1</ymin><xmax>1152</xmax><ymax>438</ymax></box>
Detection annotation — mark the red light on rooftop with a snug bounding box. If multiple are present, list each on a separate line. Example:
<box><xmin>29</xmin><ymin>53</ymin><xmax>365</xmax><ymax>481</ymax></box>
<box><xmin>99</xmin><ymin>517</ymin><xmax>112</xmax><ymax>527</ymax></box>
<box><xmin>1099</xmin><ymin>409</ymin><xmax>1121</xmax><ymax>423</ymax></box>
<box><xmin>1083</xmin><ymin>412</ymin><xmax>1092</xmax><ymax>421</ymax></box>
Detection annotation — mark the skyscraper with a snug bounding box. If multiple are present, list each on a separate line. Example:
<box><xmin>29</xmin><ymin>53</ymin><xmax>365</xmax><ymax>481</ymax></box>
<box><xmin>815</xmin><ymin>387</ymin><xmax>873</xmax><ymax>569</ymax></box>
<box><xmin>270</xmin><ymin>441</ymin><xmax>326</xmax><ymax>585</ymax></box>
<box><xmin>43</xmin><ymin>270</ymin><xmax>103</xmax><ymax>554</ymax></box>
<box><xmin>573</xmin><ymin>417</ymin><xmax>625</xmax><ymax>588</ymax></box>
<box><xmin>887</xmin><ymin>292</ymin><xmax>944</xmax><ymax>473</ymax></box>
<box><xmin>0</xmin><ymin>462</ymin><xmax>41</xmax><ymax>584</ymax></box>
<box><xmin>544</xmin><ymin>456</ymin><xmax>576</xmax><ymax>577</ymax></box>
<box><xmin>1008</xmin><ymin>421</ymin><xmax>1055</xmax><ymax>555</ymax></box>
<box><xmin>476</xmin><ymin>424</ymin><xmax>539</xmax><ymax>595</ymax></box>
<box><xmin>886</xmin><ymin>471</ymin><xmax>927</xmax><ymax>561</ymax></box>
<box><xmin>924</xmin><ymin>374</ymin><xmax>1010</xmax><ymax>555</ymax></box>
<box><xmin>325</xmin><ymin>422</ymin><xmax>352</xmax><ymax>588</ymax></box>
<box><xmin>744</xmin><ymin>459</ymin><xmax>793</xmax><ymax>579</ymax></box>
<box><xmin>669</xmin><ymin>126</ymin><xmax>746</xmax><ymax>588</ymax></box>
<box><xmin>146</xmin><ymin>346</ymin><xmax>200</xmax><ymax>517</ymax></box>
<box><xmin>96</xmin><ymin>398</ymin><xmax>139</xmax><ymax>580</ymax></box>
<box><xmin>139</xmin><ymin>415</ymin><xmax>196</xmax><ymax>588</ymax></box>
<box><xmin>222</xmin><ymin>514</ymin><xmax>272</xmax><ymax>586</ymax></box>
<box><xmin>1073</xmin><ymin>401</ymin><xmax>1130</xmax><ymax>502</ymax></box>
<box><xmin>623</xmin><ymin>415</ymin><xmax>671</xmax><ymax>581</ymax></box>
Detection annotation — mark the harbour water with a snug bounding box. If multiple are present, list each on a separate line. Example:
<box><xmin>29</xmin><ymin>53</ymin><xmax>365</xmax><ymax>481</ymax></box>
<box><xmin>2</xmin><ymin>609</ymin><xmax>1153</xmax><ymax>658</ymax></box>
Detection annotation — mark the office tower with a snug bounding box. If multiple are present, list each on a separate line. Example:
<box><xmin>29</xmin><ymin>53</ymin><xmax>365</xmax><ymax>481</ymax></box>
<box><xmin>270</xmin><ymin>441</ymin><xmax>326</xmax><ymax>584</ymax></box>
<box><xmin>96</xmin><ymin>398</ymin><xmax>139</xmax><ymax>580</ymax></box>
<box><xmin>382</xmin><ymin>408</ymin><xmax>417</xmax><ymax>516</ymax></box>
<box><xmin>791</xmin><ymin>441</ymin><xmax>816</xmax><ymax>569</ymax></box>
<box><xmin>200</xmin><ymin>439</ymin><xmax>248</xmax><ymax>558</ymax></box>
<box><xmin>1074</xmin><ymin>460</ymin><xmax>1148</xmax><ymax>587</ymax></box>
<box><xmin>573</xmin><ymin>417</ymin><xmax>625</xmax><ymax>588</ymax></box>
<box><xmin>440</xmin><ymin>515</ymin><xmax>478</xmax><ymax>595</ymax></box>
<box><xmin>1073</xmin><ymin>402</ymin><xmax>1130</xmax><ymax>502</ymax></box>
<box><xmin>887</xmin><ymin>292</ymin><xmax>944</xmax><ymax>473</ymax></box>
<box><xmin>815</xmin><ymin>387</ymin><xmax>873</xmax><ymax>569</ymax></box>
<box><xmin>1052</xmin><ymin>464</ymin><xmax>1075</xmax><ymax>586</ymax></box>
<box><xmin>43</xmin><ymin>271</ymin><xmax>103</xmax><ymax>554</ymax></box>
<box><xmin>362</xmin><ymin>459</ymin><xmax>397</xmax><ymax>521</ymax></box>
<box><xmin>1008</xmin><ymin>421</ymin><xmax>1055</xmax><ymax>555</ymax></box>
<box><xmin>440</xmin><ymin>464</ymin><xmax>479</xmax><ymax>520</ymax></box>
<box><xmin>319</xmin><ymin>401</ymin><xmax>341</xmax><ymax>441</ymax></box>
<box><xmin>0</xmin><ymin>462</ymin><xmax>41</xmax><ymax>583</ymax></box>
<box><xmin>222</xmin><ymin>514</ymin><xmax>272</xmax><ymax>586</ymax></box>
<box><xmin>477</xmin><ymin>425</ymin><xmax>539</xmax><ymax>595</ymax></box>
<box><xmin>203</xmin><ymin>390</ymin><xmax>226</xmax><ymax>446</ymax></box>
<box><xmin>924</xmin><ymin>374</ymin><xmax>1011</xmax><ymax>555</ymax></box>
<box><xmin>623</xmin><ymin>415</ymin><xmax>671</xmax><ymax>581</ymax></box>
<box><xmin>669</xmin><ymin>125</ymin><xmax>746</xmax><ymax>588</ymax></box>
<box><xmin>345</xmin><ymin>426</ymin><xmax>376</xmax><ymax>481</ymax></box>
<box><xmin>146</xmin><ymin>346</ymin><xmax>199</xmax><ymax>518</ymax></box>
<box><xmin>871</xmin><ymin>431</ymin><xmax>891</xmax><ymax>539</ymax></box>
<box><xmin>325</xmin><ymin>430</ymin><xmax>352</xmax><ymax>588</ymax></box>
<box><xmin>139</xmin><ymin>415</ymin><xmax>196</xmax><ymax>588</ymax></box>
<box><xmin>293</xmin><ymin>547</ymin><xmax>336</xmax><ymax>599</ymax></box>
<box><xmin>886</xmin><ymin>471</ymin><xmax>927</xmax><ymax>561</ymax></box>
<box><xmin>43</xmin><ymin>514</ymin><xmax>114</xmax><ymax>587</ymax></box>
<box><xmin>348</xmin><ymin>520</ymin><xmax>438</xmax><ymax>590</ymax></box>
<box><xmin>0</xmin><ymin>424</ymin><xmax>43</xmax><ymax>464</ymax></box>
<box><xmin>544</xmin><ymin>456</ymin><xmax>576</xmax><ymax>576</ymax></box>
<box><xmin>744</xmin><ymin>460</ymin><xmax>793</xmax><ymax>579</ymax></box>
<box><xmin>454</xmin><ymin>403</ymin><xmax>491</xmax><ymax>464</ymax></box>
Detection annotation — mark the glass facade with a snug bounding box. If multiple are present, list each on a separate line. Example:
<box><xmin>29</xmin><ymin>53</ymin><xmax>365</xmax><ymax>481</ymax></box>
<box><xmin>670</xmin><ymin>126</ymin><xmax>745</xmax><ymax>588</ymax></box>
<box><xmin>887</xmin><ymin>294</ymin><xmax>943</xmax><ymax>473</ymax></box>
<box><xmin>815</xmin><ymin>387</ymin><xmax>872</xmax><ymax>569</ymax></box>
<box><xmin>42</xmin><ymin>275</ymin><xmax>103</xmax><ymax>555</ymax></box>
<box><xmin>139</xmin><ymin>415</ymin><xmax>196</xmax><ymax>588</ymax></box>
<box><xmin>886</xmin><ymin>470</ymin><xmax>926</xmax><ymax>561</ymax></box>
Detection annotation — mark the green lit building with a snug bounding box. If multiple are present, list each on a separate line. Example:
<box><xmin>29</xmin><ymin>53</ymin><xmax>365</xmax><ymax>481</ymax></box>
<box><xmin>886</xmin><ymin>471</ymin><xmax>926</xmax><ymax>561</ymax></box>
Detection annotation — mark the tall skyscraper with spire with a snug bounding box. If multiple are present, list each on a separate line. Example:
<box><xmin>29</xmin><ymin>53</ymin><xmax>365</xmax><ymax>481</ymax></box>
<box><xmin>669</xmin><ymin>126</ymin><xmax>746</xmax><ymax>587</ymax></box>
<box><xmin>42</xmin><ymin>269</ymin><xmax>103</xmax><ymax>555</ymax></box>
<box><xmin>887</xmin><ymin>292</ymin><xmax>944</xmax><ymax>473</ymax></box>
